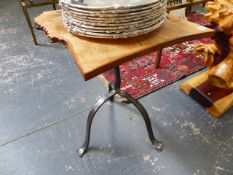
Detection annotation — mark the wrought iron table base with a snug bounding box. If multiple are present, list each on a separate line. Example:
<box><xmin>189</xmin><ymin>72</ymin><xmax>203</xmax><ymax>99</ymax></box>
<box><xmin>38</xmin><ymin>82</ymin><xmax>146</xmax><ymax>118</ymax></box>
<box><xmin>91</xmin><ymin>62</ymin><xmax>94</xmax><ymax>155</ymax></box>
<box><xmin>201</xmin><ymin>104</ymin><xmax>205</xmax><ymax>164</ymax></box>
<box><xmin>78</xmin><ymin>66</ymin><xmax>163</xmax><ymax>157</ymax></box>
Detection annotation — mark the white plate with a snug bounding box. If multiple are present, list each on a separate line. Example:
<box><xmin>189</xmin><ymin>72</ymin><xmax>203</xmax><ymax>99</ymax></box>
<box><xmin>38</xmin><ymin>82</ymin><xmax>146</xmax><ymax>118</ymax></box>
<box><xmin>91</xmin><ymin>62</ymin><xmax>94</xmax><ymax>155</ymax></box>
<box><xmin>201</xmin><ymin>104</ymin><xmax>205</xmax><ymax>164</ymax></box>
<box><xmin>62</xmin><ymin>6</ymin><xmax>165</xmax><ymax>23</ymax></box>
<box><xmin>62</xmin><ymin>9</ymin><xmax>165</xmax><ymax>28</ymax></box>
<box><xmin>64</xmin><ymin>12</ymin><xmax>165</xmax><ymax>31</ymax></box>
<box><xmin>60</xmin><ymin>0</ymin><xmax>165</xmax><ymax>13</ymax></box>
<box><xmin>64</xmin><ymin>14</ymin><xmax>166</xmax><ymax>38</ymax></box>
<box><xmin>60</xmin><ymin>0</ymin><xmax>165</xmax><ymax>10</ymax></box>
<box><xmin>66</xmin><ymin>17</ymin><xmax>165</xmax><ymax>39</ymax></box>
<box><xmin>61</xmin><ymin>3</ymin><xmax>166</xmax><ymax>17</ymax></box>
<box><xmin>62</xmin><ymin>6</ymin><xmax>165</xmax><ymax>26</ymax></box>
<box><xmin>60</xmin><ymin>0</ymin><xmax>167</xmax><ymax>38</ymax></box>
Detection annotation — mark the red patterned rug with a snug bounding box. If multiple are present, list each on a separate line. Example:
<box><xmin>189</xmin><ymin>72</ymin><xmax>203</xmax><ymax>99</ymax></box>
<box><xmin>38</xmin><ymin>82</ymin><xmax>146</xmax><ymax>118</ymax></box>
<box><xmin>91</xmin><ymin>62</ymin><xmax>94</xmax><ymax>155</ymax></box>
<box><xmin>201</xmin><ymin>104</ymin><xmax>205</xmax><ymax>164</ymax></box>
<box><xmin>99</xmin><ymin>12</ymin><xmax>212</xmax><ymax>99</ymax></box>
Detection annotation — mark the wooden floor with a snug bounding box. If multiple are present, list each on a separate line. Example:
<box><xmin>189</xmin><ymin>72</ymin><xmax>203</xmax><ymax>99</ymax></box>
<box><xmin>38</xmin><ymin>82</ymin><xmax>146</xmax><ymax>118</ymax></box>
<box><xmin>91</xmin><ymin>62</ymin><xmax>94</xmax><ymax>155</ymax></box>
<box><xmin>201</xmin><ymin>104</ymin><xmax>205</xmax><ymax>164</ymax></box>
<box><xmin>0</xmin><ymin>1</ymin><xmax>233</xmax><ymax>175</ymax></box>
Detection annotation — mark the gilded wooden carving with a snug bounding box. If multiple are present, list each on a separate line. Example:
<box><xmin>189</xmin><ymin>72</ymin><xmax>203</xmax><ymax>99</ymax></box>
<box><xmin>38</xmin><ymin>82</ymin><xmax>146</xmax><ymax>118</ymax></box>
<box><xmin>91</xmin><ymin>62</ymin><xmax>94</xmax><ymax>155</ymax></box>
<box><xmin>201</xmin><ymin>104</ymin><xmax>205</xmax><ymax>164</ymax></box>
<box><xmin>195</xmin><ymin>0</ymin><xmax>233</xmax><ymax>89</ymax></box>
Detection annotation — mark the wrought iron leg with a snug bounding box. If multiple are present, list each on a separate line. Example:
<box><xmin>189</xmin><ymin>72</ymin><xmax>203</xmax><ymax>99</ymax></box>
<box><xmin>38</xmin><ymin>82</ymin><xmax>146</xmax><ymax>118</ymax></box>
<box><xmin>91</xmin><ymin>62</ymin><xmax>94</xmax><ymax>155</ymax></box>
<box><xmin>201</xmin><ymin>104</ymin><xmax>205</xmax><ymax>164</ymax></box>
<box><xmin>118</xmin><ymin>90</ymin><xmax>163</xmax><ymax>151</ymax></box>
<box><xmin>78</xmin><ymin>90</ymin><xmax>117</xmax><ymax>157</ymax></box>
<box><xmin>78</xmin><ymin>66</ymin><xmax>163</xmax><ymax>157</ymax></box>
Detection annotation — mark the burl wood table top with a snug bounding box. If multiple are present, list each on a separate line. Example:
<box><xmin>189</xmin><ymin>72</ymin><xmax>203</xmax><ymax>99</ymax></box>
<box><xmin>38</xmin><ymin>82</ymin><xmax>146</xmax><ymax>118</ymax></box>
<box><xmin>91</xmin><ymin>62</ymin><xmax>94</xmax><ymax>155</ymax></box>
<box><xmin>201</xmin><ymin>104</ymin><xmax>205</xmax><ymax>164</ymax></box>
<box><xmin>35</xmin><ymin>10</ymin><xmax>214</xmax><ymax>80</ymax></box>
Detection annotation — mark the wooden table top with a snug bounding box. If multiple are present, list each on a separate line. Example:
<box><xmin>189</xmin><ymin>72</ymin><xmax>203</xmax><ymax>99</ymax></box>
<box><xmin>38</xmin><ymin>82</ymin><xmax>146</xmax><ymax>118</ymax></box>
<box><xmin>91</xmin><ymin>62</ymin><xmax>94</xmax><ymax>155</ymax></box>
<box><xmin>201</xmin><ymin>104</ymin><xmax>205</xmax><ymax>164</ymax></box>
<box><xmin>35</xmin><ymin>10</ymin><xmax>214</xmax><ymax>80</ymax></box>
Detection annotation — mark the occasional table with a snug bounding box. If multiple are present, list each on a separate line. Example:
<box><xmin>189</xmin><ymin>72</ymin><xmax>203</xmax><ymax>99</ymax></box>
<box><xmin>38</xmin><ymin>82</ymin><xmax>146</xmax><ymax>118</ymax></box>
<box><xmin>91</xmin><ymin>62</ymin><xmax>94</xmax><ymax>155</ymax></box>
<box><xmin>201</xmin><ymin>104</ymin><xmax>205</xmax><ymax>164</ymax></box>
<box><xmin>35</xmin><ymin>10</ymin><xmax>214</xmax><ymax>157</ymax></box>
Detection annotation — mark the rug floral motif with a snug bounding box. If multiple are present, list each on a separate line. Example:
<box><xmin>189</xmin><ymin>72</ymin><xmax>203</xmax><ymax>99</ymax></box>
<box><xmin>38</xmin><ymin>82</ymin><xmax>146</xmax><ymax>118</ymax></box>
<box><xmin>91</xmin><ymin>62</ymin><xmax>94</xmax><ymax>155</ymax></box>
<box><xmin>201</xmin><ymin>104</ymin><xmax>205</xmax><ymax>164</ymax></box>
<box><xmin>99</xmin><ymin>12</ymin><xmax>212</xmax><ymax>99</ymax></box>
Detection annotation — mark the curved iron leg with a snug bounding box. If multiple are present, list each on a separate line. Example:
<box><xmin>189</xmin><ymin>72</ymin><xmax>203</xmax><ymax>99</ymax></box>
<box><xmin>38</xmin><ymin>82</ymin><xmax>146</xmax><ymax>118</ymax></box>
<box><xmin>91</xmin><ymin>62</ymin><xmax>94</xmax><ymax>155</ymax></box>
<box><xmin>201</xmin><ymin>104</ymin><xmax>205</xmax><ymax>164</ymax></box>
<box><xmin>78</xmin><ymin>90</ymin><xmax>117</xmax><ymax>157</ymax></box>
<box><xmin>118</xmin><ymin>90</ymin><xmax>163</xmax><ymax>151</ymax></box>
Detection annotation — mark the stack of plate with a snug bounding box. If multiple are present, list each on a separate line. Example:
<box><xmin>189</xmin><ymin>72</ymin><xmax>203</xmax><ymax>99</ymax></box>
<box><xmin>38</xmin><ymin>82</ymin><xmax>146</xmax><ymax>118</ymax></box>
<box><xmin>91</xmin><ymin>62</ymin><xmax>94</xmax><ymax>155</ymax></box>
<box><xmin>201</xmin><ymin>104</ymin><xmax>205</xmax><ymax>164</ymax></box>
<box><xmin>60</xmin><ymin>0</ymin><xmax>167</xmax><ymax>39</ymax></box>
